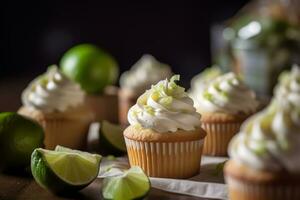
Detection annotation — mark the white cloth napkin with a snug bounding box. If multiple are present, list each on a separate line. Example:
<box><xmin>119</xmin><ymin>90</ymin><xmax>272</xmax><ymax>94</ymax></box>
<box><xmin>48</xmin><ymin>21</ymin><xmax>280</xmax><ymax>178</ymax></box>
<box><xmin>98</xmin><ymin>156</ymin><xmax>228</xmax><ymax>200</ymax></box>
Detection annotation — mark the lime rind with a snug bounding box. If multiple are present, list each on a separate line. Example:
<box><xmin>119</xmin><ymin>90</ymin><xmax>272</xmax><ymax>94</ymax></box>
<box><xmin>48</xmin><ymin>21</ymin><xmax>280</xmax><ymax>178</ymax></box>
<box><xmin>102</xmin><ymin>166</ymin><xmax>150</xmax><ymax>200</ymax></box>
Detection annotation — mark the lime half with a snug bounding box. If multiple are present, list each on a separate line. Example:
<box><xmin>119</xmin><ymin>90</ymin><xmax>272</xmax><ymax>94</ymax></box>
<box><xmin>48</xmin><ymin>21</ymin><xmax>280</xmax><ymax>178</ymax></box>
<box><xmin>99</xmin><ymin>121</ymin><xmax>126</xmax><ymax>155</ymax></box>
<box><xmin>102</xmin><ymin>166</ymin><xmax>150</xmax><ymax>200</ymax></box>
<box><xmin>31</xmin><ymin>146</ymin><xmax>101</xmax><ymax>193</ymax></box>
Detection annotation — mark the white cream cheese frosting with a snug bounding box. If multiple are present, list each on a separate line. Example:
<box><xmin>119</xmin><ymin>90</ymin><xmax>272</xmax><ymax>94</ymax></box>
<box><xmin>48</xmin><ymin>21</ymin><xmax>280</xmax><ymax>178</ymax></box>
<box><xmin>128</xmin><ymin>75</ymin><xmax>201</xmax><ymax>133</ymax></box>
<box><xmin>196</xmin><ymin>72</ymin><xmax>259</xmax><ymax>115</ymax></box>
<box><xmin>22</xmin><ymin>65</ymin><xmax>85</xmax><ymax>112</ymax></box>
<box><xmin>120</xmin><ymin>54</ymin><xmax>172</xmax><ymax>95</ymax></box>
<box><xmin>274</xmin><ymin>64</ymin><xmax>300</xmax><ymax>108</ymax></box>
<box><xmin>189</xmin><ymin>66</ymin><xmax>222</xmax><ymax>106</ymax></box>
<box><xmin>229</xmin><ymin>65</ymin><xmax>300</xmax><ymax>173</ymax></box>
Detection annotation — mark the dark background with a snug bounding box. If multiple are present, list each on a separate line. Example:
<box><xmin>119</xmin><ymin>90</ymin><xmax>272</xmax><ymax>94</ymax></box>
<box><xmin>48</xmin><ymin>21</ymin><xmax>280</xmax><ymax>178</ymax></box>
<box><xmin>1</xmin><ymin>0</ymin><xmax>249</xmax><ymax>86</ymax></box>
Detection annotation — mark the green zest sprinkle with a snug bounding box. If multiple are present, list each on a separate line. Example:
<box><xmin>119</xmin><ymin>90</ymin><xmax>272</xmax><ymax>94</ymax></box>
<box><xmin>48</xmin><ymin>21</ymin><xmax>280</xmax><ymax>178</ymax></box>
<box><xmin>144</xmin><ymin>105</ymin><xmax>155</xmax><ymax>115</ymax></box>
<box><xmin>39</xmin><ymin>75</ymin><xmax>49</xmax><ymax>87</ymax></box>
<box><xmin>213</xmin><ymin>83</ymin><xmax>221</xmax><ymax>92</ymax></box>
<box><xmin>151</xmin><ymin>74</ymin><xmax>186</xmax><ymax>98</ymax></box>
<box><xmin>251</xmin><ymin>141</ymin><xmax>266</xmax><ymax>156</ymax></box>
<box><xmin>170</xmin><ymin>74</ymin><xmax>180</xmax><ymax>83</ymax></box>
<box><xmin>159</xmin><ymin>96</ymin><xmax>173</xmax><ymax>107</ymax></box>
<box><xmin>203</xmin><ymin>91</ymin><xmax>214</xmax><ymax>102</ymax></box>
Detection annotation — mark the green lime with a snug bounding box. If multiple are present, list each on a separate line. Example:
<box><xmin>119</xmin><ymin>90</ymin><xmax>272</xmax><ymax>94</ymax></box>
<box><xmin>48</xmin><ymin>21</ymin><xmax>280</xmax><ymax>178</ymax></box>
<box><xmin>60</xmin><ymin>44</ymin><xmax>119</xmax><ymax>94</ymax></box>
<box><xmin>99</xmin><ymin>121</ymin><xmax>126</xmax><ymax>155</ymax></box>
<box><xmin>0</xmin><ymin>112</ymin><xmax>44</xmax><ymax>171</ymax></box>
<box><xmin>102</xmin><ymin>166</ymin><xmax>150</xmax><ymax>200</ymax></box>
<box><xmin>31</xmin><ymin>146</ymin><xmax>101</xmax><ymax>194</ymax></box>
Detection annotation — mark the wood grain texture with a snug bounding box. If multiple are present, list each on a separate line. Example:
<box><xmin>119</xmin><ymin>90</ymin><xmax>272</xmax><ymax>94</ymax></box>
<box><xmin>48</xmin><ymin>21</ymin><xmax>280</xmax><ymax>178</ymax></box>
<box><xmin>0</xmin><ymin>174</ymin><xmax>211</xmax><ymax>200</ymax></box>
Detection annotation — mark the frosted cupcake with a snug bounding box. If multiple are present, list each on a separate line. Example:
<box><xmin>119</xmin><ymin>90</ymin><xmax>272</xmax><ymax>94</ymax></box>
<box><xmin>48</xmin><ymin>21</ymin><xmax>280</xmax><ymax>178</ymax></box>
<box><xmin>189</xmin><ymin>65</ymin><xmax>222</xmax><ymax>107</ymax></box>
<box><xmin>225</xmin><ymin>66</ymin><xmax>300</xmax><ymax>200</ymax></box>
<box><xmin>119</xmin><ymin>54</ymin><xmax>172</xmax><ymax>125</ymax></box>
<box><xmin>196</xmin><ymin>72</ymin><xmax>259</xmax><ymax>156</ymax></box>
<box><xmin>18</xmin><ymin>66</ymin><xmax>93</xmax><ymax>149</ymax></box>
<box><xmin>124</xmin><ymin>75</ymin><xmax>206</xmax><ymax>178</ymax></box>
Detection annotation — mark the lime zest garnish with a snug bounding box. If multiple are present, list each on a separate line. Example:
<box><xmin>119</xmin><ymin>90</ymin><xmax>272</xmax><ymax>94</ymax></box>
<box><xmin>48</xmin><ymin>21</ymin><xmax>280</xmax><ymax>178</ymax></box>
<box><xmin>39</xmin><ymin>75</ymin><xmax>49</xmax><ymax>87</ymax></box>
<box><xmin>203</xmin><ymin>90</ymin><xmax>214</xmax><ymax>102</ymax></box>
<box><xmin>144</xmin><ymin>105</ymin><xmax>155</xmax><ymax>115</ymax></box>
<box><xmin>170</xmin><ymin>74</ymin><xmax>180</xmax><ymax>83</ymax></box>
<box><xmin>159</xmin><ymin>96</ymin><xmax>173</xmax><ymax>107</ymax></box>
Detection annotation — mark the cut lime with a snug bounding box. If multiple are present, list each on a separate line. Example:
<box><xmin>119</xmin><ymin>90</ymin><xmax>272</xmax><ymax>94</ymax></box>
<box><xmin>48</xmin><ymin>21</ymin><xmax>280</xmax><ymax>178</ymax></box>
<box><xmin>0</xmin><ymin>112</ymin><xmax>44</xmax><ymax>171</ymax></box>
<box><xmin>99</xmin><ymin>121</ymin><xmax>126</xmax><ymax>155</ymax></box>
<box><xmin>31</xmin><ymin>147</ymin><xmax>101</xmax><ymax>193</ymax></box>
<box><xmin>102</xmin><ymin>166</ymin><xmax>150</xmax><ymax>200</ymax></box>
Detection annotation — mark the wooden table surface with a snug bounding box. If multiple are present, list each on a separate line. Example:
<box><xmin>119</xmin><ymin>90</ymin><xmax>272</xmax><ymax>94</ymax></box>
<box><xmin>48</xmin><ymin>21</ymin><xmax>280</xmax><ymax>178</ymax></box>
<box><xmin>0</xmin><ymin>173</ymin><xmax>211</xmax><ymax>200</ymax></box>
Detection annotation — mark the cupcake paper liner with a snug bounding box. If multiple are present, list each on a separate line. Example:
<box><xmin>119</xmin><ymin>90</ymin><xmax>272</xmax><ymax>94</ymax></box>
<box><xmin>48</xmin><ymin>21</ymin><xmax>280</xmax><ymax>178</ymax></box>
<box><xmin>125</xmin><ymin>137</ymin><xmax>204</xmax><ymax>178</ymax></box>
<box><xmin>225</xmin><ymin>175</ymin><xmax>300</xmax><ymax>200</ymax></box>
<box><xmin>201</xmin><ymin>122</ymin><xmax>241</xmax><ymax>156</ymax></box>
<box><xmin>18</xmin><ymin>107</ymin><xmax>91</xmax><ymax>150</ymax></box>
<box><xmin>38</xmin><ymin>118</ymin><xmax>90</xmax><ymax>150</ymax></box>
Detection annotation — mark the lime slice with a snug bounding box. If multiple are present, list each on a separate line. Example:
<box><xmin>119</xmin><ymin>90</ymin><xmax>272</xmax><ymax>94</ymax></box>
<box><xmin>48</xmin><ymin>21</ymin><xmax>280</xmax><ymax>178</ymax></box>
<box><xmin>31</xmin><ymin>147</ymin><xmax>101</xmax><ymax>193</ymax></box>
<box><xmin>99</xmin><ymin>121</ymin><xmax>127</xmax><ymax>155</ymax></box>
<box><xmin>102</xmin><ymin>166</ymin><xmax>150</xmax><ymax>200</ymax></box>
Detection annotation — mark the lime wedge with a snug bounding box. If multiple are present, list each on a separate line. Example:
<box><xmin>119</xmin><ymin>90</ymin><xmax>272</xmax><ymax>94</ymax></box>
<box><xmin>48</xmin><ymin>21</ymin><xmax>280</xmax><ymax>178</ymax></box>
<box><xmin>31</xmin><ymin>147</ymin><xmax>101</xmax><ymax>193</ymax></box>
<box><xmin>102</xmin><ymin>166</ymin><xmax>150</xmax><ymax>200</ymax></box>
<box><xmin>99</xmin><ymin>121</ymin><xmax>126</xmax><ymax>155</ymax></box>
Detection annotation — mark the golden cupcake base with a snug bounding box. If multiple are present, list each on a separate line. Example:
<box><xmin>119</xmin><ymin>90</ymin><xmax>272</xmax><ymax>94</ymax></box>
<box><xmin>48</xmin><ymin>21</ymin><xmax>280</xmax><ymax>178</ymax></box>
<box><xmin>224</xmin><ymin>160</ymin><xmax>300</xmax><ymax>200</ymax></box>
<box><xmin>18</xmin><ymin>106</ymin><xmax>93</xmax><ymax>150</ymax></box>
<box><xmin>124</xmin><ymin>125</ymin><xmax>206</xmax><ymax>178</ymax></box>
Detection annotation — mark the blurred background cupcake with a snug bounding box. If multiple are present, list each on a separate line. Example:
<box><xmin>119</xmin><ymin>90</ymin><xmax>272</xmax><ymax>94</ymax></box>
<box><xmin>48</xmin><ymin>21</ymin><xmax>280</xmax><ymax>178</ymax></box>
<box><xmin>60</xmin><ymin>44</ymin><xmax>120</xmax><ymax>123</ymax></box>
<box><xmin>225</xmin><ymin>65</ymin><xmax>300</xmax><ymax>200</ymax></box>
<box><xmin>119</xmin><ymin>54</ymin><xmax>173</xmax><ymax>125</ymax></box>
<box><xmin>18</xmin><ymin>66</ymin><xmax>93</xmax><ymax>149</ymax></box>
<box><xmin>196</xmin><ymin>72</ymin><xmax>259</xmax><ymax>156</ymax></box>
<box><xmin>189</xmin><ymin>65</ymin><xmax>223</xmax><ymax>107</ymax></box>
<box><xmin>124</xmin><ymin>75</ymin><xmax>206</xmax><ymax>178</ymax></box>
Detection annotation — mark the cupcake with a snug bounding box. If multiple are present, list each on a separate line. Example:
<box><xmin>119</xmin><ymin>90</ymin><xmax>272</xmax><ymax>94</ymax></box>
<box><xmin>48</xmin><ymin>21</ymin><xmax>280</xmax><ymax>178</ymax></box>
<box><xmin>84</xmin><ymin>86</ymin><xmax>119</xmax><ymax>123</ymax></box>
<box><xmin>224</xmin><ymin>66</ymin><xmax>300</xmax><ymax>200</ymax></box>
<box><xmin>18</xmin><ymin>66</ymin><xmax>93</xmax><ymax>150</ymax></box>
<box><xmin>189</xmin><ymin>65</ymin><xmax>222</xmax><ymax>107</ymax></box>
<box><xmin>124</xmin><ymin>75</ymin><xmax>206</xmax><ymax>178</ymax></box>
<box><xmin>119</xmin><ymin>54</ymin><xmax>172</xmax><ymax>125</ymax></box>
<box><xmin>196</xmin><ymin>72</ymin><xmax>259</xmax><ymax>156</ymax></box>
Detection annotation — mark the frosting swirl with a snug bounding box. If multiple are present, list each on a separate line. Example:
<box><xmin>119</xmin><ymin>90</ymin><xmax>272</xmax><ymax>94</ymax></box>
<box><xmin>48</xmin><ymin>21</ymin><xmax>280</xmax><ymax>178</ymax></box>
<box><xmin>196</xmin><ymin>72</ymin><xmax>258</xmax><ymax>115</ymax></box>
<box><xmin>189</xmin><ymin>66</ymin><xmax>222</xmax><ymax>107</ymax></box>
<box><xmin>128</xmin><ymin>75</ymin><xmax>201</xmax><ymax>133</ymax></box>
<box><xmin>22</xmin><ymin>65</ymin><xmax>85</xmax><ymax>112</ymax></box>
<box><xmin>274</xmin><ymin>64</ymin><xmax>300</xmax><ymax>108</ymax></box>
<box><xmin>229</xmin><ymin>65</ymin><xmax>300</xmax><ymax>173</ymax></box>
<box><xmin>120</xmin><ymin>54</ymin><xmax>172</xmax><ymax>94</ymax></box>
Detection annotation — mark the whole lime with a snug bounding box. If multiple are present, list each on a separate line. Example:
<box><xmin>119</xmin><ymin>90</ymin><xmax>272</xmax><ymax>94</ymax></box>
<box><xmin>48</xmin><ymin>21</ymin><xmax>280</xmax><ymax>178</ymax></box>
<box><xmin>0</xmin><ymin>112</ymin><xmax>44</xmax><ymax>171</ymax></box>
<box><xmin>60</xmin><ymin>44</ymin><xmax>119</xmax><ymax>94</ymax></box>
